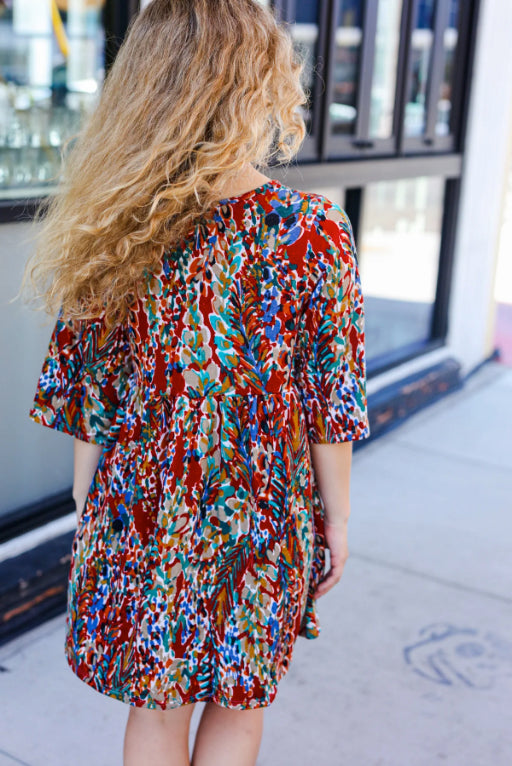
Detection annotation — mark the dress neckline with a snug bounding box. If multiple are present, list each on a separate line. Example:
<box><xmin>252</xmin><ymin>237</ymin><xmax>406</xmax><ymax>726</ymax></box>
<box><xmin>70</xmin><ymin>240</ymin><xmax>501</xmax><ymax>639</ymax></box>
<box><xmin>218</xmin><ymin>178</ymin><xmax>282</xmax><ymax>205</ymax></box>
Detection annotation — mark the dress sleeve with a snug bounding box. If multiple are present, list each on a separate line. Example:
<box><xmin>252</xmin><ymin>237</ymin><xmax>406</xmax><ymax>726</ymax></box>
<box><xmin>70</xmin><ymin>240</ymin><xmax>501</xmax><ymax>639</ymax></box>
<box><xmin>293</xmin><ymin>202</ymin><xmax>370</xmax><ymax>444</ymax></box>
<box><xmin>29</xmin><ymin>310</ymin><xmax>134</xmax><ymax>446</ymax></box>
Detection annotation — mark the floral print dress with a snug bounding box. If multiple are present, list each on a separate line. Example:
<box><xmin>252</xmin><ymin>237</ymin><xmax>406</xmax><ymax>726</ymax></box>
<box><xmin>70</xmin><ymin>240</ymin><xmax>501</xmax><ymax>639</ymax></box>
<box><xmin>29</xmin><ymin>178</ymin><xmax>370</xmax><ymax>710</ymax></box>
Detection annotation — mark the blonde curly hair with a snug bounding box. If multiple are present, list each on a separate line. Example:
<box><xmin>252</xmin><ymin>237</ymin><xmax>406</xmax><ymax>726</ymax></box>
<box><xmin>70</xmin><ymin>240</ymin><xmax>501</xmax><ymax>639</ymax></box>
<box><xmin>23</xmin><ymin>0</ymin><xmax>307</xmax><ymax>328</ymax></box>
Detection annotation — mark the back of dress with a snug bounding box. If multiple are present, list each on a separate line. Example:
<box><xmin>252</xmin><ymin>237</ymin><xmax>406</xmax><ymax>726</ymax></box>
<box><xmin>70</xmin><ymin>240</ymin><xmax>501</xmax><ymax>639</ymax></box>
<box><xmin>29</xmin><ymin>178</ymin><xmax>370</xmax><ymax>710</ymax></box>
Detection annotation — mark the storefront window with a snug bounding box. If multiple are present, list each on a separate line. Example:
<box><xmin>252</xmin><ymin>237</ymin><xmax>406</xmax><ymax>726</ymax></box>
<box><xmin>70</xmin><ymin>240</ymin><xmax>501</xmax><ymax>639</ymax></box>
<box><xmin>404</xmin><ymin>0</ymin><xmax>435</xmax><ymax>137</ymax></box>
<box><xmin>330</xmin><ymin>0</ymin><xmax>363</xmax><ymax>135</ymax></box>
<box><xmin>0</xmin><ymin>0</ymin><xmax>106</xmax><ymax>199</ymax></box>
<box><xmin>436</xmin><ymin>0</ymin><xmax>459</xmax><ymax>136</ymax></box>
<box><xmin>290</xmin><ymin>0</ymin><xmax>321</xmax><ymax>137</ymax></box>
<box><xmin>358</xmin><ymin>176</ymin><xmax>445</xmax><ymax>360</ymax></box>
<box><xmin>369</xmin><ymin>0</ymin><xmax>403</xmax><ymax>140</ymax></box>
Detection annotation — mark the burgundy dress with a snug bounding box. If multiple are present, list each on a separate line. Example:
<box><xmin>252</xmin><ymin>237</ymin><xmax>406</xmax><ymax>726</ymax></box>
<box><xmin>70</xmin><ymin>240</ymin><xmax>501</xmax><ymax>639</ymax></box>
<box><xmin>30</xmin><ymin>179</ymin><xmax>370</xmax><ymax>710</ymax></box>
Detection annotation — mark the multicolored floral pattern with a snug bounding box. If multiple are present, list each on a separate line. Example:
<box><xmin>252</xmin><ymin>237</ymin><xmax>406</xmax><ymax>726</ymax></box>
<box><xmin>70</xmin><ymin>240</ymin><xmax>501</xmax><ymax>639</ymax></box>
<box><xmin>29</xmin><ymin>178</ymin><xmax>370</xmax><ymax>710</ymax></box>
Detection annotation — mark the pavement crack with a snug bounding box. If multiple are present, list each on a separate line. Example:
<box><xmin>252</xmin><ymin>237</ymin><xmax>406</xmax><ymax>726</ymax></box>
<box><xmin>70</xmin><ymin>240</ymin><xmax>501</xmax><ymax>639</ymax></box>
<box><xmin>391</xmin><ymin>438</ymin><xmax>512</xmax><ymax>475</ymax></box>
<box><xmin>350</xmin><ymin>551</ymin><xmax>512</xmax><ymax>604</ymax></box>
<box><xmin>0</xmin><ymin>748</ymin><xmax>33</xmax><ymax>766</ymax></box>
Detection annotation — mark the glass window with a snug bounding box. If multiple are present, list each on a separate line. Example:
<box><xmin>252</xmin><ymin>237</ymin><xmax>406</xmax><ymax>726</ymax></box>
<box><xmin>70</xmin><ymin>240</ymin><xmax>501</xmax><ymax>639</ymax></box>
<box><xmin>330</xmin><ymin>0</ymin><xmax>363</xmax><ymax>135</ymax></box>
<box><xmin>358</xmin><ymin>176</ymin><xmax>445</xmax><ymax>360</ymax></box>
<box><xmin>0</xmin><ymin>0</ymin><xmax>106</xmax><ymax>199</ymax></box>
<box><xmin>290</xmin><ymin>0</ymin><xmax>321</xmax><ymax>137</ymax></box>
<box><xmin>369</xmin><ymin>0</ymin><xmax>403</xmax><ymax>139</ymax></box>
<box><xmin>404</xmin><ymin>0</ymin><xmax>435</xmax><ymax>137</ymax></box>
<box><xmin>436</xmin><ymin>0</ymin><xmax>459</xmax><ymax>136</ymax></box>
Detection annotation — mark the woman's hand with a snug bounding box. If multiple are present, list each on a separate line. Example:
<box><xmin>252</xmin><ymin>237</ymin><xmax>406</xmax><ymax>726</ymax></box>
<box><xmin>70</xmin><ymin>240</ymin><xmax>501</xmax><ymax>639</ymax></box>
<box><xmin>309</xmin><ymin>442</ymin><xmax>353</xmax><ymax>598</ymax></box>
<box><xmin>315</xmin><ymin>518</ymin><xmax>349</xmax><ymax>598</ymax></box>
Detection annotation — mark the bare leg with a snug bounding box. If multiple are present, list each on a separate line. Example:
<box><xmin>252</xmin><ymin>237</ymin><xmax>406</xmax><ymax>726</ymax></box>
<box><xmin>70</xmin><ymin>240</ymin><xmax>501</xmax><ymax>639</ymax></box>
<box><xmin>123</xmin><ymin>702</ymin><xmax>196</xmax><ymax>766</ymax></box>
<box><xmin>191</xmin><ymin>702</ymin><xmax>264</xmax><ymax>766</ymax></box>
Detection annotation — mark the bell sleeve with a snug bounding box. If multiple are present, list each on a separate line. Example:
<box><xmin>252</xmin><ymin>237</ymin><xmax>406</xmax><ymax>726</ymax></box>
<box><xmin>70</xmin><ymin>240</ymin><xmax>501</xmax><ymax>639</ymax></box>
<box><xmin>294</xmin><ymin>203</ymin><xmax>370</xmax><ymax>444</ymax></box>
<box><xmin>29</xmin><ymin>310</ymin><xmax>134</xmax><ymax>446</ymax></box>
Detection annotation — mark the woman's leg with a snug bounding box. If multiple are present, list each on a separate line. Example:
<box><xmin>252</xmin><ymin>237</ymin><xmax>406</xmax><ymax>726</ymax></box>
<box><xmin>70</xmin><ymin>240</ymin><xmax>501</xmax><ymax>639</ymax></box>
<box><xmin>123</xmin><ymin>702</ymin><xmax>196</xmax><ymax>766</ymax></box>
<box><xmin>191</xmin><ymin>702</ymin><xmax>264</xmax><ymax>766</ymax></box>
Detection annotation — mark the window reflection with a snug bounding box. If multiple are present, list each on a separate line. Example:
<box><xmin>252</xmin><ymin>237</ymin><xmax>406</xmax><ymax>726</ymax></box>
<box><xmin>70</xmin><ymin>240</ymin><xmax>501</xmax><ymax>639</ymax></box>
<box><xmin>436</xmin><ymin>0</ymin><xmax>459</xmax><ymax>135</ymax></box>
<box><xmin>358</xmin><ymin>176</ymin><xmax>444</xmax><ymax>359</ymax></box>
<box><xmin>369</xmin><ymin>0</ymin><xmax>403</xmax><ymax>139</ymax></box>
<box><xmin>404</xmin><ymin>0</ymin><xmax>435</xmax><ymax>137</ymax></box>
<box><xmin>290</xmin><ymin>0</ymin><xmax>321</xmax><ymax>136</ymax></box>
<box><xmin>0</xmin><ymin>0</ymin><xmax>106</xmax><ymax>197</ymax></box>
<box><xmin>330</xmin><ymin>0</ymin><xmax>363</xmax><ymax>135</ymax></box>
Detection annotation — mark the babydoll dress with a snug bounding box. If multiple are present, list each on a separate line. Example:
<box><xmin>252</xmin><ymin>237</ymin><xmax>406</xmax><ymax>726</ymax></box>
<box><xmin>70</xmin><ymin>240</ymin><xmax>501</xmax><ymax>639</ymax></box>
<box><xmin>29</xmin><ymin>178</ymin><xmax>370</xmax><ymax>710</ymax></box>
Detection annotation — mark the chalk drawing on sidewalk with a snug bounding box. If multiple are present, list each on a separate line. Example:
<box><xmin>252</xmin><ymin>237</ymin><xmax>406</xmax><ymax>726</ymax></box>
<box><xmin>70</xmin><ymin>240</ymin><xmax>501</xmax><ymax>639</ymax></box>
<box><xmin>403</xmin><ymin>623</ymin><xmax>512</xmax><ymax>688</ymax></box>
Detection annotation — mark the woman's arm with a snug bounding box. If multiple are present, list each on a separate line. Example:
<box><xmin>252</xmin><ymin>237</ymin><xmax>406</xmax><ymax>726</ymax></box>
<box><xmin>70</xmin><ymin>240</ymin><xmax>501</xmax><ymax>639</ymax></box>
<box><xmin>73</xmin><ymin>437</ymin><xmax>103</xmax><ymax>521</ymax></box>
<box><xmin>310</xmin><ymin>442</ymin><xmax>352</xmax><ymax>525</ymax></box>
<box><xmin>310</xmin><ymin>441</ymin><xmax>353</xmax><ymax>597</ymax></box>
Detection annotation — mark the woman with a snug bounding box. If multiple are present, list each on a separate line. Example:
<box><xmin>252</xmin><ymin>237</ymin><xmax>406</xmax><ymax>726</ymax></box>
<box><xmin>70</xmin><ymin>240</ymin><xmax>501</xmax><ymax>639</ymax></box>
<box><xmin>24</xmin><ymin>1</ymin><xmax>370</xmax><ymax>764</ymax></box>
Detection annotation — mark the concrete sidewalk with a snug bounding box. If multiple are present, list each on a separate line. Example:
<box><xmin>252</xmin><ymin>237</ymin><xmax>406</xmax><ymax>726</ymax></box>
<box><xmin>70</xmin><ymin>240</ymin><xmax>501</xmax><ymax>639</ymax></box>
<box><xmin>1</xmin><ymin>361</ymin><xmax>511</xmax><ymax>766</ymax></box>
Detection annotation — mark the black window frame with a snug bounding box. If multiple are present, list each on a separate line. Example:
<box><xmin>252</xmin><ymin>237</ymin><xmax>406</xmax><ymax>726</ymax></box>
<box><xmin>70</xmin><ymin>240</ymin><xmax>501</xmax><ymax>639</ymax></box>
<box><xmin>400</xmin><ymin>0</ymin><xmax>473</xmax><ymax>155</ymax></box>
<box><xmin>274</xmin><ymin>0</ymin><xmax>475</xmax><ymax>163</ymax></box>
<box><xmin>1</xmin><ymin>0</ymin><xmax>478</xmax><ymax>214</ymax></box>
<box><xmin>323</xmin><ymin>0</ymin><xmax>408</xmax><ymax>160</ymax></box>
<box><xmin>344</xmin><ymin>170</ymin><xmax>462</xmax><ymax>377</ymax></box>
<box><xmin>274</xmin><ymin>0</ymin><xmax>331</xmax><ymax>161</ymax></box>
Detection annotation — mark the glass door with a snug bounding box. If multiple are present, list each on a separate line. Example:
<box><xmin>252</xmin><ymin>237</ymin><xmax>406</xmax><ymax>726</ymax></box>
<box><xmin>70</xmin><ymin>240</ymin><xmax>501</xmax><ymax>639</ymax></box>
<box><xmin>357</xmin><ymin>175</ymin><xmax>446</xmax><ymax>366</ymax></box>
<box><xmin>401</xmin><ymin>0</ymin><xmax>469</xmax><ymax>153</ymax></box>
<box><xmin>325</xmin><ymin>0</ymin><xmax>407</xmax><ymax>159</ymax></box>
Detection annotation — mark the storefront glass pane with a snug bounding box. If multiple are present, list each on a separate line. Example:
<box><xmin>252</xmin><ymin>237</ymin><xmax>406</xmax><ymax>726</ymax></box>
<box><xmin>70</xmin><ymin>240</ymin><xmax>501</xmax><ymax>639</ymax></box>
<box><xmin>330</xmin><ymin>0</ymin><xmax>363</xmax><ymax>135</ymax></box>
<box><xmin>0</xmin><ymin>0</ymin><xmax>106</xmax><ymax>199</ymax></box>
<box><xmin>358</xmin><ymin>176</ymin><xmax>444</xmax><ymax>360</ymax></box>
<box><xmin>290</xmin><ymin>0</ymin><xmax>321</xmax><ymax>137</ymax></box>
<box><xmin>369</xmin><ymin>0</ymin><xmax>403</xmax><ymax>139</ymax></box>
<box><xmin>436</xmin><ymin>0</ymin><xmax>459</xmax><ymax>136</ymax></box>
<box><xmin>404</xmin><ymin>0</ymin><xmax>435</xmax><ymax>137</ymax></box>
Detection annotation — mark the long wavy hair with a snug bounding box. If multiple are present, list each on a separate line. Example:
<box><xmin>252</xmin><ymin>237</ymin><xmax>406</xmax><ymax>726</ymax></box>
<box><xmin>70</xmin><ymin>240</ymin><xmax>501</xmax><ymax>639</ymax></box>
<box><xmin>22</xmin><ymin>0</ymin><xmax>307</xmax><ymax>328</ymax></box>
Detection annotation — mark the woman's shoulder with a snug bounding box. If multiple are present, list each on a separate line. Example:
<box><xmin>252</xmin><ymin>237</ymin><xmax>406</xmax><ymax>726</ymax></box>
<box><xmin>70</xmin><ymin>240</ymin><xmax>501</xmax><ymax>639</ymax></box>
<box><xmin>271</xmin><ymin>181</ymin><xmax>353</xmax><ymax>239</ymax></box>
<box><xmin>268</xmin><ymin>181</ymin><xmax>356</xmax><ymax>269</ymax></box>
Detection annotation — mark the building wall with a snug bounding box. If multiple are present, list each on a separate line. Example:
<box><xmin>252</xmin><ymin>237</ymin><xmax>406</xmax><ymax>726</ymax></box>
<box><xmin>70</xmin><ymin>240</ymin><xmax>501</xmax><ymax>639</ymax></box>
<box><xmin>446</xmin><ymin>0</ymin><xmax>512</xmax><ymax>375</ymax></box>
<box><xmin>0</xmin><ymin>222</ymin><xmax>73</xmax><ymax>515</ymax></box>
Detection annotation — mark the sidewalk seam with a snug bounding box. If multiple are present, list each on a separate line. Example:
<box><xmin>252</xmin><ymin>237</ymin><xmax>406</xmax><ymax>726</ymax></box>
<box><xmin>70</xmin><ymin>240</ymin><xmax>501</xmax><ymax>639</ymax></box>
<box><xmin>350</xmin><ymin>552</ymin><xmax>512</xmax><ymax>605</ymax></box>
<box><xmin>389</xmin><ymin>438</ymin><xmax>512</xmax><ymax>474</ymax></box>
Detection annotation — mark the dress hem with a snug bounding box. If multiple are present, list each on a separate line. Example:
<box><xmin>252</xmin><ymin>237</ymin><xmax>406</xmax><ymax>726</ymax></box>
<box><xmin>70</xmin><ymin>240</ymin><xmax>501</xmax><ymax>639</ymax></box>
<box><xmin>64</xmin><ymin>644</ymin><xmax>279</xmax><ymax>711</ymax></box>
